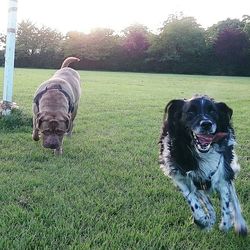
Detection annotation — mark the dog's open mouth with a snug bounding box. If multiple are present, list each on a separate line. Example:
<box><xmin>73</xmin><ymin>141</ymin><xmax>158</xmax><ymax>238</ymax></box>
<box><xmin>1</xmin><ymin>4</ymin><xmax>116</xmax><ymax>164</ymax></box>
<box><xmin>193</xmin><ymin>132</ymin><xmax>228</xmax><ymax>153</ymax></box>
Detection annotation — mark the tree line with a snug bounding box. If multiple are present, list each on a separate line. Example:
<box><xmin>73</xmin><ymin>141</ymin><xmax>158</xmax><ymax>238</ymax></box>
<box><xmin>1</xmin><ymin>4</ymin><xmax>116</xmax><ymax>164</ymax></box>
<box><xmin>1</xmin><ymin>14</ymin><xmax>250</xmax><ymax>76</ymax></box>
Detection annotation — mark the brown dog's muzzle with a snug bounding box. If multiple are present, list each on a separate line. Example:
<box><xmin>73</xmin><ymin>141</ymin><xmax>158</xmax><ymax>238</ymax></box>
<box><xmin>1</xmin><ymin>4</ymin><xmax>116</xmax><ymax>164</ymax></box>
<box><xmin>43</xmin><ymin>135</ymin><xmax>60</xmax><ymax>149</ymax></box>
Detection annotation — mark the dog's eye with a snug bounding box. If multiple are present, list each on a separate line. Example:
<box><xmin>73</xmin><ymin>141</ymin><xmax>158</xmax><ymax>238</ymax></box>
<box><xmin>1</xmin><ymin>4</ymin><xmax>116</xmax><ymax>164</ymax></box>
<box><xmin>187</xmin><ymin>109</ymin><xmax>196</xmax><ymax>116</ymax></box>
<box><xmin>187</xmin><ymin>112</ymin><xmax>195</xmax><ymax>119</ymax></box>
<box><xmin>42</xmin><ymin>130</ymin><xmax>50</xmax><ymax>135</ymax></box>
<box><xmin>187</xmin><ymin>105</ymin><xmax>197</xmax><ymax>115</ymax></box>
<box><xmin>209</xmin><ymin>110</ymin><xmax>216</xmax><ymax>115</ymax></box>
<box><xmin>207</xmin><ymin>107</ymin><xmax>216</xmax><ymax>115</ymax></box>
<box><xmin>56</xmin><ymin>129</ymin><xmax>65</xmax><ymax>135</ymax></box>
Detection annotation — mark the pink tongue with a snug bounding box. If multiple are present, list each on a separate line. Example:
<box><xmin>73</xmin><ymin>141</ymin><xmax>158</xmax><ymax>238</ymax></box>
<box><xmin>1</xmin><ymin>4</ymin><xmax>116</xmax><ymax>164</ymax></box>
<box><xmin>196</xmin><ymin>134</ymin><xmax>214</xmax><ymax>145</ymax></box>
<box><xmin>196</xmin><ymin>132</ymin><xmax>228</xmax><ymax>145</ymax></box>
<box><xmin>212</xmin><ymin>132</ymin><xmax>228</xmax><ymax>142</ymax></box>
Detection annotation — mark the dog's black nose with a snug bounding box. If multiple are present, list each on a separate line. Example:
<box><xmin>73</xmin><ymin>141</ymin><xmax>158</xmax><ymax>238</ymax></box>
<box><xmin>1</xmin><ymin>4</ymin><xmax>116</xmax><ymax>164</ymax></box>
<box><xmin>43</xmin><ymin>142</ymin><xmax>59</xmax><ymax>149</ymax></box>
<box><xmin>48</xmin><ymin>143</ymin><xmax>58</xmax><ymax>149</ymax></box>
<box><xmin>200</xmin><ymin>120</ymin><xmax>213</xmax><ymax>130</ymax></box>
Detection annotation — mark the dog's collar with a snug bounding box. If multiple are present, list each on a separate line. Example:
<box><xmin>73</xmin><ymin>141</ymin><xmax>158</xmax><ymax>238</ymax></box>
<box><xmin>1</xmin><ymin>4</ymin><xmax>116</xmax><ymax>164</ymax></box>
<box><xmin>34</xmin><ymin>85</ymin><xmax>74</xmax><ymax>113</ymax></box>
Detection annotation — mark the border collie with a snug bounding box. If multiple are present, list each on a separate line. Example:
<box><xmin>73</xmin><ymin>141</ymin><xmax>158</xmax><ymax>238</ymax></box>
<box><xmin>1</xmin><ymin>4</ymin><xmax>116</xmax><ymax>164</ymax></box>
<box><xmin>159</xmin><ymin>95</ymin><xmax>248</xmax><ymax>235</ymax></box>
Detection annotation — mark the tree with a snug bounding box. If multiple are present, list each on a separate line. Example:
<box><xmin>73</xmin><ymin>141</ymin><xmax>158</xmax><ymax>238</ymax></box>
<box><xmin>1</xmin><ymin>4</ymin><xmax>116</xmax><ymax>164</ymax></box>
<box><xmin>63</xmin><ymin>31</ymin><xmax>86</xmax><ymax>58</ymax></box>
<box><xmin>0</xmin><ymin>33</ymin><xmax>6</xmax><ymax>47</ymax></box>
<box><xmin>15</xmin><ymin>20</ymin><xmax>39</xmax><ymax>65</ymax></box>
<box><xmin>0</xmin><ymin>33</ymin><xmax>6</xmax><ymax>66</ymax></box>
<box><xmin>1</xmin><ymin>16</ymin><xmax>250</xmax><ymax>75</ymax></box>
<box><xmin>148</xmin><ymin>15</ymin><xmax>207</xmax><ymax>73</ymax></box>
<box><xmin>15</xmin><ymin>20</ymin><xmax>63</xmax><ymax>68</ymax></box>
<box><xmin>206</xmin><ymin>18</ymin><xmax>250</xmax><ymax>75</ymax></box>
<box><xmin>214</xmin><ymin>28</ymin><xmax>249</xmax><ymax>75</ymax></box>
<box><xmin>242</xmin><ymin>15</ymin><xmax>250</xmax><ymax>37</ymax></box>
<box><xmin>84</xmin><ymin>28</ymin><xmax>120</xmax><ymax>61</ymax></box>
<box><xmin>121</xmin><ymin>24</ymin><xmax>151</xmax><ymax>71</ymax></box>
<box><xmin>63</xmin><ymin>28</ymin><xmax>121</xmax><ymax>70</ymax></box>
<box><xmin>206</xmin><ymin>18</ymin><xmax>244</xmax><ymax>44</ymax></box>
<box><xmin>33</xmin><ymin>25</ymin><xmax>64</xmax><ymax>67</ymax></box>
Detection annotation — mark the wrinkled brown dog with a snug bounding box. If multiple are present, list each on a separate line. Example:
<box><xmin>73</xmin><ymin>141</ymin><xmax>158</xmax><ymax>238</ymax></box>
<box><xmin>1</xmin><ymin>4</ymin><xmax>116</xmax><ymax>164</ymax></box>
<box><xmin>32</xmin><ymin>57</ymin><xmax>81</xmax><ymax>155</ymax></box>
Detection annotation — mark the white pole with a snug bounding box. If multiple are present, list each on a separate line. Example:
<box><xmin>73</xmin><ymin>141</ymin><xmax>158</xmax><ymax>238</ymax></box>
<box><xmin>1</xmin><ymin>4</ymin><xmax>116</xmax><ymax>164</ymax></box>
<box><xmin>2</xmin><ymin>0</ymin><xmax>18</xmax><ymax>115</ymax></box>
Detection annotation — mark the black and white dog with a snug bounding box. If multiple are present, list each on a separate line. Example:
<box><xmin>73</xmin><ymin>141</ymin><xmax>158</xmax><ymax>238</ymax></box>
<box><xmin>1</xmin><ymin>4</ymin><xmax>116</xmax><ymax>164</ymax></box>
<box><xmin>159</xmin><ymin>95</ymin><xmax>248</xmax><ymax>235</ymax></box>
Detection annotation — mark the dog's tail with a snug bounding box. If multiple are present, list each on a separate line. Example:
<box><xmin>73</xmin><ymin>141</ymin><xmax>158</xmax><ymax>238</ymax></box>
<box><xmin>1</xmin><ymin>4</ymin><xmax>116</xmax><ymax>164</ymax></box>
<box><xmin>61</xmin><ymin>57</ymin><xmax>80</xmax><ymax>68</ymax></box>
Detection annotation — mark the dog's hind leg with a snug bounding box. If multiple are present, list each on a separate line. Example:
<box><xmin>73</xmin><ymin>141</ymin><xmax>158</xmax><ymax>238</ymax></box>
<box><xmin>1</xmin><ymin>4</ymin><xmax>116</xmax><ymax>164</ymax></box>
<box><xmin>228</xmin><ymin>183</ymin><xmax>248</xmax><ymax>236</ymax></box>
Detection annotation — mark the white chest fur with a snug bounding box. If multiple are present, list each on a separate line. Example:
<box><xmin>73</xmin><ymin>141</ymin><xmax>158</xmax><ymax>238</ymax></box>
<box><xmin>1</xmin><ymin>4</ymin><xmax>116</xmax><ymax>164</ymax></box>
<box><xmin>187</xmin><ymin>148</ymin><xmax>224</xmax><ymax>190</ymax></box>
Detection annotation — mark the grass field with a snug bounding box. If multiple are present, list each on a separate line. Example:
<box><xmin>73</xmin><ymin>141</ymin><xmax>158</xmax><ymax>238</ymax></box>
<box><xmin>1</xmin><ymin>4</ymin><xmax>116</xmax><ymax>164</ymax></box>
<box><xmin>0</xmin><ymin>68</ymin><xmax>250</xmax><ymax>249</ymax></box>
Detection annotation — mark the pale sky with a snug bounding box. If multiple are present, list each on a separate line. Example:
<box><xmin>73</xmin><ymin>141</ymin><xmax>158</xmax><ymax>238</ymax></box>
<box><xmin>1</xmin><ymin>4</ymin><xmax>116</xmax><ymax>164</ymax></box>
<box><xmin>0</xmin><ymin>0</ymin><xmax>249</xmax><ymax>34</ymax></box>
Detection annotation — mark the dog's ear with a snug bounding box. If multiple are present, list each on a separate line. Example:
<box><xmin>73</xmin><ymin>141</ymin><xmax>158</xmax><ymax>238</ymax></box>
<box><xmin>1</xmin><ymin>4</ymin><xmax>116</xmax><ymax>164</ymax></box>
<box><xmin>164</xmin><ymin>99</ymin><xmax>185</xmax><ymax>122</ymax></box>
<box><xmin>65</xmin><ymin>113</ymin><xmax>72</xmax><ymax>132</ymax></box>
<box><xmin>161</xmin><ymin>99</ymin><xmax>185</xmax><ymax>137</ymax></box>
<box><xmin>35</xmin><ymin>112</ymin><xmax>44</xmax><ymax>129</ymax></box>
<box><xmin>216</xmin><ymin>102</ymin><xmax>233</xmax><ymax>120</ymax></box>
<box><xmin>216</xmin><ymin>102</ymin><xmax>233</xmax><ymax>131</ymax></box>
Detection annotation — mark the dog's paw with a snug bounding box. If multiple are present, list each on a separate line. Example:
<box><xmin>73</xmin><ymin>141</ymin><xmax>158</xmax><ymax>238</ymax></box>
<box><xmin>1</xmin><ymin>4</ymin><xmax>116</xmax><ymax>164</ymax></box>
<box><xmin>32</xmin><ymin>130</ymin><xmax>40</xmax><ymax>141</ymax></box>
<box><xmin>194</xmin><ymin>215</ymin><xmax>214</xmax><ymax>230</ymax></box>
<box><xmin>235</xmin><ymin>222</ymin><xmax>248</xmax><ymax>236</ymax></box>
<box><xmin>208</xmin><ymin>213</ymin><xmax>216</xmax><ymax>226</ymax></box>
<box><xmin>219</xmin><ymin>220</ymin><xmax>233</xmax><ymax>232</ymax></box>
<box><xmin>66</xmin><ymin>131</ymin><xmax>72</xmax><ymax>137</ymax></box>
<box><xmin>54</xmin><ymin>148</ymin><xmax>63</xmax><ymax>155</ymax></box>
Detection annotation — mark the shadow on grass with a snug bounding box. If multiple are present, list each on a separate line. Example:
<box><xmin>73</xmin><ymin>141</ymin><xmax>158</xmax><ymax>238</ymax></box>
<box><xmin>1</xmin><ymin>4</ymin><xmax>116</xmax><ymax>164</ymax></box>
<box><xmin>0</xmin><ymin>108</ymin><xmax>32</xmax><ymax>133</ymax></box>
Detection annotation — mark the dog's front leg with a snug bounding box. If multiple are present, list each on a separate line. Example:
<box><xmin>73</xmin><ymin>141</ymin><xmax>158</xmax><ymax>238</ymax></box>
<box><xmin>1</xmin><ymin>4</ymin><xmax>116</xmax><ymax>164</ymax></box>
<box><xmin>32</xmin><ymin>128</ymin><xmax>40</xmax><ymax>141</ymax></box>
<box><xmin>54</xmin><ymin>147</ymin><xmax>63</xmax><ymax>155</ymax></box>
<box><xmin>32</xmin><ymin>106</ymin><xmax>40</xmax><ymax>141</ymax></box>
<box><xmin>196</xmin><ymin>190</ymin><xmax>216</xmax><ymax>226</ymax></box>
<box><xmin>217</xmin><ymin>180</ymin><xmax>234</xmax><ymax>232</ymax></box>
<box><xmin>32</xmin><ymin>116</ymin><xmax>40</xmax><ymax>141</ymax></box>
<box><xmin>228</xmin><ymin>182</ymin><xmax>248</xmax><ymax>236</ymax></box>
<box><xmin>173</xmin><ymin>174</ymin><xmax>214</xmax><ymax>229</ymax></box>
<box><xmin>66</xmin><ymin>122</ymin><xmax>73</xmax><ymax>137</ymax></box>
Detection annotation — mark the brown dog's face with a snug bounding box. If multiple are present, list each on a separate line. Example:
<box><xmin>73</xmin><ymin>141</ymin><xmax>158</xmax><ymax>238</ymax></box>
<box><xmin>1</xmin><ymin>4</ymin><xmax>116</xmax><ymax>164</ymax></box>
<box><xmin>36</xmin><ymin>111</ymin><xmax>71</xmax><ymax>149</ymax></box>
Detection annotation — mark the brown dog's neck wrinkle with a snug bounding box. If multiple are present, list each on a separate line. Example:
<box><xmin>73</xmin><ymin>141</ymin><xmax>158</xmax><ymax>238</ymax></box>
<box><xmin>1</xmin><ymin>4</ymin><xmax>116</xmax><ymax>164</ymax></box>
<box><xmin>39</xmin><ymin>90</ymin><xmax>69</xmax><ymax>113</ymax></box>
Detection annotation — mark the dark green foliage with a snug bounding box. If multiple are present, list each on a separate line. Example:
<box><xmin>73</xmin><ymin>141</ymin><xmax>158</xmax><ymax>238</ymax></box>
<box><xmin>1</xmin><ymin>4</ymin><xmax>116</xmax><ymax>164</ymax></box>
<box><xmin>14</xmin><ymin>20</ymin><xmax>64</xmax><ymax>68</ymax></box>
<box><xmin>148</xmin><ymin>16</ymin><xmax>207</xmax><ymax>74</ymax></box>
<box><xmin>0</xmin><ymin>15</ymin><xmax>250</xmax><ymax>75</ymax></box>
<box><xmin>0</xmin><ymin>108</ymin><xmax>32</xmax><ymax>132</ymax></box>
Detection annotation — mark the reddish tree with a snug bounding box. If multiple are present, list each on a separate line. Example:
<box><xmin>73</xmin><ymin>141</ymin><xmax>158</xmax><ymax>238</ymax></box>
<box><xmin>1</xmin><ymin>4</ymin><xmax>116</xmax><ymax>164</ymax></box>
<box><xmin>214</xmin><ymin>28</ymin><xmax>249</xmax><ymax>64</ymax></box>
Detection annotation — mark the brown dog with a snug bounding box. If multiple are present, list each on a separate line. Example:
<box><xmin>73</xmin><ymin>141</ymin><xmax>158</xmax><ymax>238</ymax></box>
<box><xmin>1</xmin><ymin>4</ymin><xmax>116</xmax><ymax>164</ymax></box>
<box><xmin>32</xmin><ymin>57</ymin><xmax>81</xmax><ymax>155</ymax></box>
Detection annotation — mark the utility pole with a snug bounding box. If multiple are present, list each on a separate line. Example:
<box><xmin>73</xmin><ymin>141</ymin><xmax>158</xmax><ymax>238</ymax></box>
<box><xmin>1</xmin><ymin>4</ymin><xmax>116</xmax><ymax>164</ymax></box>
<box><xmin>1</xmin><ymin>0</ymin><xmax>18</xmax><ymax>115</ymax></box>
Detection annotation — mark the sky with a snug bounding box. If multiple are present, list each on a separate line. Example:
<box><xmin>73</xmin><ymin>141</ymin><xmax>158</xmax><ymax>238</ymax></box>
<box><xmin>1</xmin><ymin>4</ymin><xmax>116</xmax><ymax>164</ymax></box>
<box><xmin>0</xmin><ymin>0</ymin><xmax>250</xmax><ymax>34</ymax></box>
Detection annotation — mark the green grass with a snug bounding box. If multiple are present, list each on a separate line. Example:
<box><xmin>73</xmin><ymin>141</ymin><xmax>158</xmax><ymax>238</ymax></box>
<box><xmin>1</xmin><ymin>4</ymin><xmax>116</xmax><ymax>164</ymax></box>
<box><xmin>0</xmin><ymin>68</ymin><xmax>250</xmax><ymax>249</ymax></box>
